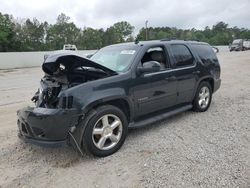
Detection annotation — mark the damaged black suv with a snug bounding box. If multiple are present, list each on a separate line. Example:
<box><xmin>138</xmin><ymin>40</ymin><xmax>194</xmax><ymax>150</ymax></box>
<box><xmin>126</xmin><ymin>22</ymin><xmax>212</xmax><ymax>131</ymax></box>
<box><xmin>17</xmin><ymin>40</ymin><xmax>221</xmax><ymax>157</ymax></box>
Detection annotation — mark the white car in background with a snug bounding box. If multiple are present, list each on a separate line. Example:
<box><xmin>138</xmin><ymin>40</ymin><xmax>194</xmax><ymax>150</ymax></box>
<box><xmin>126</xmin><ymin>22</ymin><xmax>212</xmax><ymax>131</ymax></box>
<box><xmin>243</xmin><ymin>40</ymin><xmax>250</xmax><ymax>50</ymax></box>
<box><xmin>229</xmin><ymin>39</ymin><xmax>250</xmax><ymax>51</ymax></box>
<box><xmin>63</xmin><ymin>44</ymin><xmax>77</xmax><ymax>51</ymax></box>
<box><xmin>44</xmin><ymin>44</ymin><xmax>78</xmax><ymax>60</ymax></box>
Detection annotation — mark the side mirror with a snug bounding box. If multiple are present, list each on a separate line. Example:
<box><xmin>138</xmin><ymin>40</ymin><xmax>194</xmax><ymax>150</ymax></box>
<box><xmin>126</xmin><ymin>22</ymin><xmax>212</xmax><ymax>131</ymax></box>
<box><xmin>212</xmin><ymin>46</ymin><xmax>219</xmax><ymax>54</ymax></box>
<box><xmin>137</xmin><ymin>61</ymin><xmax>161</xmax><ymax>75</ymax></box>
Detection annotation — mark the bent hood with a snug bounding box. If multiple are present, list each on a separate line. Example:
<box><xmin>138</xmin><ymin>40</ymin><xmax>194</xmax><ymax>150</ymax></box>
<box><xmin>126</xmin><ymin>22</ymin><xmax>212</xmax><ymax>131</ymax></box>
<box><xmin>42</xmin><ymin>52</ymin><xmax>116</xmax><ymax>75</ymax></box>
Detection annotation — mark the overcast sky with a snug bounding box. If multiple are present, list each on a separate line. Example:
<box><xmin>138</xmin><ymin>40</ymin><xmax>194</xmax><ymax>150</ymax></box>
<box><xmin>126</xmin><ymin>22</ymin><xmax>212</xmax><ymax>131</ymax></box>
<box><xmin>1</xmin><ymin>0</ymin><xmax>250</xmax><ymax>33</ymax></box>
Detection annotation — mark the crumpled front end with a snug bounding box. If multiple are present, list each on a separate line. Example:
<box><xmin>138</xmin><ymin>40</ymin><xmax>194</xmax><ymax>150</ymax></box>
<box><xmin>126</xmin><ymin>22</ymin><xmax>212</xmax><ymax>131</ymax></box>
<box><xmin>17</xmin><ymin>52</ymin><xmax>116</xmax><ymax>147</ymax></box>
<box><xmin>17</xmin><ymin>106</ymin><xmax>81</xmax><ymax>147</ymax></box>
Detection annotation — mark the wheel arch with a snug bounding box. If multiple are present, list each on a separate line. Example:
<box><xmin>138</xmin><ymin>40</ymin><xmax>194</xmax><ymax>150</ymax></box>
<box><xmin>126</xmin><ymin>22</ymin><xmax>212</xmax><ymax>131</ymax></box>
<box><xmin>200</xmin><ymin>77</ymin><xmax>214</xmax><ymax>92</ymax></box>
<box><xmin>90</xmin><ymin>98</ymin><xmax>131</xmax><ymax>123</ymax></box>
<box><xmin>74</xmin><ymin>98</ymin><xmax>131</xmax><ymax>154</ymax></box>
<box><xmin>192</xmin><ymin>76</ymin><xmax>214</xmax><ymax>101</ymax></box>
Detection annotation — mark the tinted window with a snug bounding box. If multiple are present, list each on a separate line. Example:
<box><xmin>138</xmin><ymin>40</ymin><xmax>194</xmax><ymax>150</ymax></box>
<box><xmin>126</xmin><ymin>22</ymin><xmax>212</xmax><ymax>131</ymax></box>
<box><xmin>171</xmin><ymin>45</ymin><xmax>194</xmax><ymax>67</ymax></box>
<box><xmin>141</xmin><ymin>46</ymin><xmax>170</xmax><ymax>70</ymax></box>
<box><xmin>192</xmin><ymin>44</ymin><xmax>218</xmax><ymax>64</ymax></box>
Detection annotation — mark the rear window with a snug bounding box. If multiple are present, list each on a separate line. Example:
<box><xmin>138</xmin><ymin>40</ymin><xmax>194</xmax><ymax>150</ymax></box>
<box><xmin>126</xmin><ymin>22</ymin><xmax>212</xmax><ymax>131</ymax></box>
<box><xmin>171</xmin><ymin>44</ymin><xmax>194</xmax><ymax>67</ymax></box>
<box><xmin>192</xmin><ymin>44</ymin><xmax>218</xmax><ymax>64</ymax></box>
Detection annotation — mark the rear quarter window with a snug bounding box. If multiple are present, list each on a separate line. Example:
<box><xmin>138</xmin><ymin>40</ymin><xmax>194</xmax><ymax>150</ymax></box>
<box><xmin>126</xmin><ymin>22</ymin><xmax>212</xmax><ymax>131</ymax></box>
<box><xmin>192</xmin><ymin>44</ymin><xmax>218</xmax><ymax>65</ymax></box>
<box><xmin>171</xmin><ymin>44</ymin><xmax>194</xmax><ymax>67</ymax></box>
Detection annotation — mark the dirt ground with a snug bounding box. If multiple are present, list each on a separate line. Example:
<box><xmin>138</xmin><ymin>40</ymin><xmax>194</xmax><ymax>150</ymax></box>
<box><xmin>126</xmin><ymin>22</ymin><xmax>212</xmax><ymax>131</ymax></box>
<box><xmin>0</xmin><ymin>50</ymin><xmax>250</xmax><ymax>188</ymax></box>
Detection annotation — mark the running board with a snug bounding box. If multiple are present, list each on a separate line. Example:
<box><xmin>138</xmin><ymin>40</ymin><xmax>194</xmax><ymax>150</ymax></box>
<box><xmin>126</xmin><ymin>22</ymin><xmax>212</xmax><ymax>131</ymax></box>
<box><xmin>128</xmin><ymin>104</ymin><xmax>193</xmax><ymax>129</ymax></box>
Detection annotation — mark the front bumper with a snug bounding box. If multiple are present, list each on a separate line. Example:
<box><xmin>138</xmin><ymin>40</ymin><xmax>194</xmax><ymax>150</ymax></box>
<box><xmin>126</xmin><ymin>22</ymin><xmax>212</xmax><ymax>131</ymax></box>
<box><xmin>17</xmin><ymin>107</ymin><xmax>81</xmax><ymax>147</ymax></box>
<box><xmin>18</xmin><ymin>133</ymin><xmax>67</xmax><ymax>147</ymax></box>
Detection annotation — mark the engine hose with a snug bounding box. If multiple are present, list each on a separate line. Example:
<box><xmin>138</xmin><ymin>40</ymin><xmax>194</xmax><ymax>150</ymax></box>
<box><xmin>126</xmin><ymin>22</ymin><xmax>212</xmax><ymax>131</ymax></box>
<box><xmin>68</xmin><ymin>131</ymin><xmax>84</xmax><ymax>157</ymax></box>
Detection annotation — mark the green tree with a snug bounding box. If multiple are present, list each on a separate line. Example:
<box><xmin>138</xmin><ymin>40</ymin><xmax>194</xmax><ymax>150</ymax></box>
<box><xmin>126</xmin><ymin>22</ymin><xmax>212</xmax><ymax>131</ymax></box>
<box><xmin>79</xmin><ymin>28</ymin><xmax>103</xmax><ymax>49</ymax></box>
<box><xmin>2</xmin><ymin>11</ymin><xmax>250</xmax><ymax>52</ymax></box>
<box><xmin>212</xmin><ymin>21</ymin><xmax>228</xmax><ymax>32</ymax></box>
<box><xmin>19</xmin><ymin>18</ymin><xmax>46</xmax><ymax>51</ymax></box>
<box><xmin>136</xmin><ymin>27</ymin><xmax>146</xmax><ymax>41</ymax></box>
<box><xmin>0</xmin><ymin>13</ymin><xmax>16</xmax><ymax>51</ymax></box>
<box><xmin>112</xmin><ymin>21</ymin><xmax>134</xmax><ymax>42</ymax></box>
<box><xmin>46</xmin><ymin>13</ymin><xmax>80</xmax><ymax>50</ymax></box>
<box><xmin>104</xmin><ymin>21</ymin><xmax>134</xmax><ymax>44</ymax></box>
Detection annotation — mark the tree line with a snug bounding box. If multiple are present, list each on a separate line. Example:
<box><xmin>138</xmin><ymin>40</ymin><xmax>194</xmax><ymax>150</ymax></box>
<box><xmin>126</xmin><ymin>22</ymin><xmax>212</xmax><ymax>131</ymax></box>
<box><xmin>137</xmin><ymin>22</ymin><xmax>250</xmax><ymax>45</ymax></box>
<box><xmin>1</xmin><ymin>12</ymin><xmax>250</xmax><ymax>52</ymax></box>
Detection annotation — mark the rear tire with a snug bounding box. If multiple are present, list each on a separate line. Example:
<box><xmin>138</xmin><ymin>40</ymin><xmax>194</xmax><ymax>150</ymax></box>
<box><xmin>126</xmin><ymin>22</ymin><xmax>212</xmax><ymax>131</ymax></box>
<box><xmin>192</xmin><ymin>82</ymin><xmax>212</xmax><ymax>112</ymax></box>
<box><xmin>82</xmin><ymin>105</ymin><xmax>128</xmax><ymax>157</ymax></box>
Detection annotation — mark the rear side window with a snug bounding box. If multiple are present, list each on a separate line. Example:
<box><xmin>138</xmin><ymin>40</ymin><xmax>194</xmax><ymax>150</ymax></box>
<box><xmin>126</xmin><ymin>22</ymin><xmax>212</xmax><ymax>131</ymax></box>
<box><xmin>192</xmin><ymin>44</ymin><xmax>218</xmax><ymax>64</ymax></box>
<box><xmin>171</xmin><ymin>44</ymin><xmax>194</xmax><ymax>67</ymax></box>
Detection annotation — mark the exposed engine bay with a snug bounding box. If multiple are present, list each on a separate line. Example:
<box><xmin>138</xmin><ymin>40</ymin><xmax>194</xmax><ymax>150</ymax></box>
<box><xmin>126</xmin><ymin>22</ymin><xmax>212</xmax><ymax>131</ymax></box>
<box><xmin>31</xmin><ymin>52</ymin><xmax>116</xmax><ymax>108</ymax></box>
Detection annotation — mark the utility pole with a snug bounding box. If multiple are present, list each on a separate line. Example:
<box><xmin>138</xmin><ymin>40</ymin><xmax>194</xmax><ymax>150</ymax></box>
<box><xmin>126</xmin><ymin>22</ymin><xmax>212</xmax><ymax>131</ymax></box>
<box><xmin>145</xmin><ymin>20</ymin><xmax>148</xmax><ymax>40</ymax></box>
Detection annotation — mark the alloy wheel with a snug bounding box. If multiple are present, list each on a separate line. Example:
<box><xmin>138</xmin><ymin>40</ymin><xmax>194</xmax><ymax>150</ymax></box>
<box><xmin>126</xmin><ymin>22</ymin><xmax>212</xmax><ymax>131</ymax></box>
<box><xmin>92</xmin><ymin>114</ymin><xmax>123</xmax><ymax>150</ymax></box>
<box><xmin>198</xmin><ymin>86</ymin><xmax>210</xmax><ymax>109</ymax></box>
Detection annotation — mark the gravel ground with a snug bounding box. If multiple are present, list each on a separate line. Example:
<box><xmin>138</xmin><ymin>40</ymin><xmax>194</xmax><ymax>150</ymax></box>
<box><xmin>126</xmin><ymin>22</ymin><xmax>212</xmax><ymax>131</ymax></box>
<box><xmin>0</xmin><ymin>50</ymin><xmax>250</xmax><ymax>188</ymax></box>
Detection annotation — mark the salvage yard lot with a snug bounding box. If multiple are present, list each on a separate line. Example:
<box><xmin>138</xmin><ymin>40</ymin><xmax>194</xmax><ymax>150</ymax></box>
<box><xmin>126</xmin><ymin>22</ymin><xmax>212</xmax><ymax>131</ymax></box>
<box><xmin>0</xmin><ymin>51</ymin><xmax>250</xmax><ymax>187</ymax></box>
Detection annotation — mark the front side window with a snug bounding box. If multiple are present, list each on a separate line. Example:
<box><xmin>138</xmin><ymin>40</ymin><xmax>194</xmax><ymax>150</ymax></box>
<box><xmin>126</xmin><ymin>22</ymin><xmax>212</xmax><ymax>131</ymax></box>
<box><xmin>171</xmin><ymin>44</ymin><xmax>194</xmax><ymax>67</ymax></box>
<box><xmin>141</xmin><ymin>46</ymin><xmax>170</xmax><ymax>70</ymax></box>
<box><xmin>91</xmin><ymin>45</ymin><xmax>138</xmax><ymax>72</ymax></box>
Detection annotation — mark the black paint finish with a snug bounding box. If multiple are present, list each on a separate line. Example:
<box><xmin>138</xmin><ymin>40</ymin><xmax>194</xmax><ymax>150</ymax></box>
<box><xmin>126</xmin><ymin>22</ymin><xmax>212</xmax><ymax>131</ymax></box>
<box><xmin>17</xmin><ymin>40</ymin><xmax>221</xmax><ymax>146</ymax></box>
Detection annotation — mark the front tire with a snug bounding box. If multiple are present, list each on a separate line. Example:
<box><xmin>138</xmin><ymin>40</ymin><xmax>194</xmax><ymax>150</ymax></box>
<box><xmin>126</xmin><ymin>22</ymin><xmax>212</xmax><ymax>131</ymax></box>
<box><xmin>82</xmin><ymin>105</ymin><xmax>128</xmax><ymax>157</ymax></box>
<box><xmin>193</xmin><ymin>82</ymin><xmax>212</xmax><ymax>112</ymax></box>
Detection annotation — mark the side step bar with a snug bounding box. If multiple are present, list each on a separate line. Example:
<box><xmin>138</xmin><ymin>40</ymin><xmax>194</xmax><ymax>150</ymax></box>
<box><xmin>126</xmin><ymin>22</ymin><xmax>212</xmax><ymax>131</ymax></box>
<box><xmin>128</xmin><ymin>104</ymin><xmax>193</xmax><ymax>129</ymax></box>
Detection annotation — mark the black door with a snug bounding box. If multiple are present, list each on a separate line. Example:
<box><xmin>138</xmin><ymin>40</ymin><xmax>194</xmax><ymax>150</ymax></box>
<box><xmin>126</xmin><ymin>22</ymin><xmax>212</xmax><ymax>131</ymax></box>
<box><xmin>169</xmin><ymin>44</ymin><xmax>197</xmax><ymax>104</ymax></box>
<box><xmin>132</xmin><ymin>46</ymin><xmax>177</xmax><ymax>118</ymax></box>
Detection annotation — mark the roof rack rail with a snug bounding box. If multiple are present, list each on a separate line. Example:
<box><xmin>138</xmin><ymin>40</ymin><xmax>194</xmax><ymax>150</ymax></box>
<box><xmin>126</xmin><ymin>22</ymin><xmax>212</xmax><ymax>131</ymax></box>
<box><xmin>161</xmin><ymin>38</ymin><xmax>201</xmax><ymax>42</ymax></box>
<box><xmin>160</xmin><ymin>38</ymin><xmax>186</xmax><ymax>41</ymax></box>
<box><xmin>182</xmin><ymin>39</ymin><xmax>200</xmax><ymax>42</ymax></box>
<box><xmin>160</xmin><ymin>38</ymin><xmax>176</xmax><ymax>41</ymax></box>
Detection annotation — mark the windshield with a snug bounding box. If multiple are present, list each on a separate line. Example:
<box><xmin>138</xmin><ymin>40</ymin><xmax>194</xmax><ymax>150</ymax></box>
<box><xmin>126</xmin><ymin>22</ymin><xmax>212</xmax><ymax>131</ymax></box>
<box><xmin>232</xmin><ymin>39</ymin><xmax>241</xmax><ymax>45</ymax></box>
<box><xmin>90</xmin><ymin>45</ymin><xmax>138</xmax><ymax>72</ymax></box>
